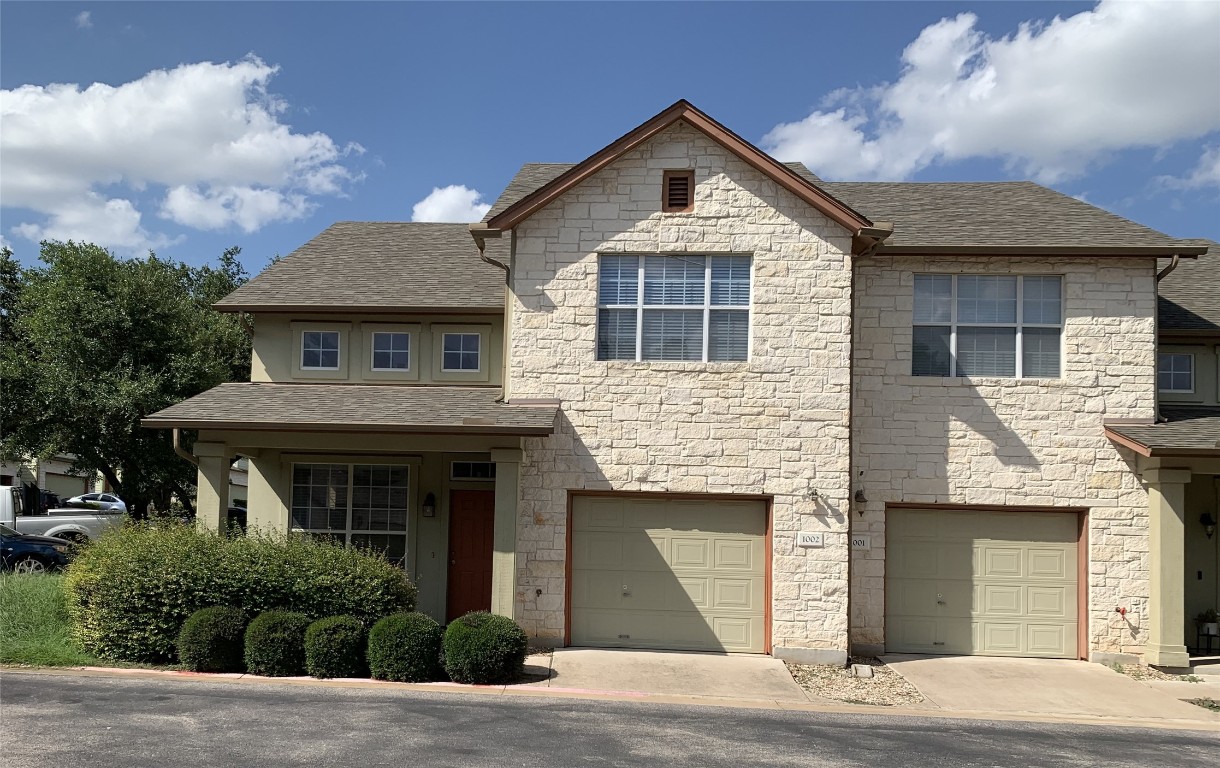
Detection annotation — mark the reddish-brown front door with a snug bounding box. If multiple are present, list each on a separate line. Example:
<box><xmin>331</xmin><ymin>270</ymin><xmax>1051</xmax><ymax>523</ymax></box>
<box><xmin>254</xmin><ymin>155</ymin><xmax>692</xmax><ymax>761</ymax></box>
<box><xmin>446</xmin><ymin>489</ymin><xmax>496</xmax><ymax>622</ymax></box>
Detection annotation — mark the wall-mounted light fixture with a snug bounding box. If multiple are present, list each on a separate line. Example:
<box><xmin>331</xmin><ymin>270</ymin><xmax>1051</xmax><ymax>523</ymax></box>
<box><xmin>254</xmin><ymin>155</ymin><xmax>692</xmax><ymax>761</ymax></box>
<box><xmin>422</xmin><ymin>492</ymin><xmax>437</xmax><ymax>518</ymax></box>
<box><xmin>1201</xmin><ymin>512</ymin><xmax>1216</xmax><ymax>540</ymax></box>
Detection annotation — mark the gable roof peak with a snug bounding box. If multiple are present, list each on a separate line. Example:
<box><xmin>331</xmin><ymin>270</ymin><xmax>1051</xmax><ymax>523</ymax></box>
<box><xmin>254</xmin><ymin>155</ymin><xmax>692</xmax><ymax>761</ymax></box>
<box><xmin>483</xmin><ymin>99</ymin><xmax>875</xmax><ymax>238</ymax></box>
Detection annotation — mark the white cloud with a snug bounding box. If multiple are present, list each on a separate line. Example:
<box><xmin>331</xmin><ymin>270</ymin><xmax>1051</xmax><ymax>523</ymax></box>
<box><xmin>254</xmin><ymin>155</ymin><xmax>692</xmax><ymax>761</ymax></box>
<box><xmin>1158</xmin><ymin>146</ymin><xmax>1220</xmax><ymax>190</ymax></box>
<box><xmin>411</xmin><ymin>185</ymin><xmax>491</xmax><ymax>223</ymax></box>
<box><xmin>74</xmin><ymin>11</ymin><xmax>92</xmax><ymax>29</ymax></box>
<box><xmin>1</xmin><ymin>57</ymin><xmax>360</xmax><ymax>251</ymax></box>
<box><xmin>762</xmin><ymin>1</ymin><xmax>1220</xmax><ymax>182</ymax></box>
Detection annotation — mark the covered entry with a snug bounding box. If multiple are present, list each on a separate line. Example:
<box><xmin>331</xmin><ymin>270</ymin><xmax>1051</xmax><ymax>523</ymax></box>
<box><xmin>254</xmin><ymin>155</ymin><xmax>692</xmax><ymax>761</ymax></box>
<box><xmin>886</xmin><ymin>506</ymin><xmax>1081</xmax><ymax>659</ymax></box>
<box><xmin>569</xmin><ymin>495</ymin><xmax>768</xmax><ymax>653</ymax></box>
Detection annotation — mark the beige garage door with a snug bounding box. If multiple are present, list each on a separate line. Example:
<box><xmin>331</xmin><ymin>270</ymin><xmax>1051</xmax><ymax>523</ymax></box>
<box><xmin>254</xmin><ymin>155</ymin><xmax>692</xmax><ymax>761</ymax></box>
<box><xmin>44</xmin><ymin>472</ymin><xmax>89</xmax><ymax>499</ymax></box>
<box><xmin>571</xmin><ymin>496</ymin><xmax>767</xmax><ymax>653</ymax></box>
<box><xmin>886</xmin><ymin>508</ymin><xmax>1079</xmax><ymax>659</ymax></box>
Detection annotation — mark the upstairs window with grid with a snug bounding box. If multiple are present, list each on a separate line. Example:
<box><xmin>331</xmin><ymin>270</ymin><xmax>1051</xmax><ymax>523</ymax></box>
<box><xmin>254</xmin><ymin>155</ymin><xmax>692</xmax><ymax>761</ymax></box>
<box><xmin>1158</xmin><ymin>353</ymin><xmax>1194</xmax><ymax>392</ymax></box>
<box><xmin>597</xmin><ymin>254</ymin><xmax>750</xmax><ymax>362</ymax></box>
<box><xmin>912</xmin><ymin>274</ymin><xmax>1063</xmax><ymax>378</ymax></box>
<box><xmin>301</xmin><ymin>331</ymin><xmax>340</xmax><ymax>369</ymax></box>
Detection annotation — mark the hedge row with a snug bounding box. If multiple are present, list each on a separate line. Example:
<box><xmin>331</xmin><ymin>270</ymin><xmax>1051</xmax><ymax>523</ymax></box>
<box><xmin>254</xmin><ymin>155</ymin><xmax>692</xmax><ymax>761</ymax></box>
<box><xmin>65</xmin><ymin>523</ymin><xmax>417</xmax><ymax>663</ymax></box>
<box><xmin>175</xmin><ymin>608</ymin><xmax>528</xmax><ymax>684</ymax></box>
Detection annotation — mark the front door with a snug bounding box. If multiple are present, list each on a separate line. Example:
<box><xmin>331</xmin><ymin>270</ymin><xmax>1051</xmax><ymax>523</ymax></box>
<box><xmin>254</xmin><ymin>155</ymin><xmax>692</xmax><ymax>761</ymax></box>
<box><xmin>446</xmin><ymin>489</ymin><xmax>496</xmax><ymax>622</ymax></box>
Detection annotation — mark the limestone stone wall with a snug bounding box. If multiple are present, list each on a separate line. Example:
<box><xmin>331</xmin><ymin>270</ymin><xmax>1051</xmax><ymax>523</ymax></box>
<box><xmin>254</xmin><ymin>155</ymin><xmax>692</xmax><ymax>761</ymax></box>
<box><xmin>508</xmin><ymin>122</ymin><xmax>855</xmax><ymax>656</ymax></box>
<box><xmin>851</xmin><ymin>255</ymin><xmax>1157</xmax><ymax>658</ymax></box>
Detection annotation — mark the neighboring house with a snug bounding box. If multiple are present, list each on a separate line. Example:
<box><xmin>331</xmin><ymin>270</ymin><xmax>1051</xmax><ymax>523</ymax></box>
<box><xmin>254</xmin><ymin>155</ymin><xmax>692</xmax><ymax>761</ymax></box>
<box><xmin>144</xmin><ymin>101</ymin><xmax>1216</xmax><ymax>667</ymax></box>
<box><xmin>0</xmin><ymin>454</ymin><xmax>103</xmax><ymax>499</ymax></box>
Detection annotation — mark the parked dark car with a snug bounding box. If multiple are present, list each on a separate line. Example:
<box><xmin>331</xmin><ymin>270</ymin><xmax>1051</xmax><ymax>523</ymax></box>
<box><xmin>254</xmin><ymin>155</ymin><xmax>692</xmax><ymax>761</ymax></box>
<box><xmin>0</xmin><ymin>523</ymin><xmax>71</xmax><ymax>574</ymax></box>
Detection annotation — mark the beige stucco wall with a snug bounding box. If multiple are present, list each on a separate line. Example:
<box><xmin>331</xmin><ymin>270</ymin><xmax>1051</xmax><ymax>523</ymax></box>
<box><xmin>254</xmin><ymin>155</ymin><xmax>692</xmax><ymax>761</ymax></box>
<box><xmin>1159</xmin><ymin>341</ymin><xmax>1220</xmax><ymax>406</ymax></box>
<box><xmin>507</xmin><ymin>121</ymin><xmax>856</xmax><ymax>658</ymax></box>
<box><xmin>850</xmin><ymin>255</ymin><xmax>1158</xmax><ymax>658</ymax></box>
<box><xmin>250</xmin><ymin>313</ymin><xmax>504</xmax><ymax>386</ymax></box>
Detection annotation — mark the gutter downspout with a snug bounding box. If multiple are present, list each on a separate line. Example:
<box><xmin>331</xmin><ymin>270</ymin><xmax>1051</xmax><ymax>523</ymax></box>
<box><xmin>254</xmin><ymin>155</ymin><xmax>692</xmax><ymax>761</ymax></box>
<box><xmin>470</xmin><ymin>225</ymin><xmax>511</xmax><ymax>403</ymax></box>
<box><xmin>1156</xmin><ymin>255</ymin><xmax>1180</xmax><ymax>282</ymax></box>
<box><xmin>1153</xmin><ymin>254</ymin><xmax>1181</xmax><ymax>424</ymax></box>
<box><xmin>173</xmin><ymin>428</ymin><xmax>198</xmax><ymax>466</ymax></box>
<box><xmin>845</xmin><ymin>224</ymin><xmax>892</xmax><ymax>662</ymax></box>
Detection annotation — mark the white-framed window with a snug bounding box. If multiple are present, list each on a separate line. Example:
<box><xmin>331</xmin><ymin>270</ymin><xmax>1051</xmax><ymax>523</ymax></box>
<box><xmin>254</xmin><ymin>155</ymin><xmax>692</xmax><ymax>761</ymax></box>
<box><xmin>1158</xmin><ymin>353</ymin><xmax>1194</xmax><ymax>393</ymax></box>
<box><xmin>451</xmin><ymin>461</ymin><xmax>496</xmax><ymax>481</ymax></box>
<box><xmin>442</xmin><ymin>333</ymin><xmax>481</xmax><ymax>371</ymax></box>
<box><xmin>290</xmin><ymin>462</ymin><xmax>409</xmax><ymax>565</ymax></box>
<box><xmin>371</xmin><ymin>332</ymin><xmax>410</xmax><ymax>371</ymax></box>
<box><xmin>912</xmin><ymin>274</ymin><xmax>1063</xmax><ymax>378</ymax></box>
<box><xmin>597</xmin><ymin>254</ymin><xmax>751</xmax><ymax>362</ymax></box>
<box><xmin>301</xmin><ymin>331</ymin><xmax>341</xmax><ymax>370</ymax></box>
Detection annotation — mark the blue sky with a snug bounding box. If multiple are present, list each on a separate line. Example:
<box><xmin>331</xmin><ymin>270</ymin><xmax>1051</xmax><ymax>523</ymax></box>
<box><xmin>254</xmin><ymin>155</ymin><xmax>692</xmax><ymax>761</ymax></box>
<box><xmin>2</xmin><ymin>1</ymin><xmax>1218</xmax><ymax>274</ymax></box>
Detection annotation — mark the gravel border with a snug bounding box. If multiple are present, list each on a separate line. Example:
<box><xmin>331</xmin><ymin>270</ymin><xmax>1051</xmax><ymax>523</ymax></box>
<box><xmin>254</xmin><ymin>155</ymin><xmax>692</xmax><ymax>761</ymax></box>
<box><xmin>1112</xmin><ymin>663</ymin><xmax>1203</xmax><ymax>683</ymax></box>
<box><xmin>785</xmin><ymin>657</ymin><xmax>925</xmax><ymax>707</ymax></box>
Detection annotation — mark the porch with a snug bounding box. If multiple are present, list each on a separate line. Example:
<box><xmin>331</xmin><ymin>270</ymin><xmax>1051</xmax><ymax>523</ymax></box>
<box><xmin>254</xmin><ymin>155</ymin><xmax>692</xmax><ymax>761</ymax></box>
<box><xmin>142</xmin><ymin>383</ymin><xmax>558</xmax><ymax>624</ymax></box>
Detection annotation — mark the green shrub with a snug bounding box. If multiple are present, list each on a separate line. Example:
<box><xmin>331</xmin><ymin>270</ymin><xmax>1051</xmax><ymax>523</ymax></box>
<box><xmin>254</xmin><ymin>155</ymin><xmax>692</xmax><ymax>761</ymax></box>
<box><xmin>305</xmin><ymin>616</ymin><xmax>368</xmax><ymax>679</ymax></box>
<box><xmin>63</xmin><ymin>523</ymin><xmax>417</xmax><ymax>663</ymax></box>
<box><xmin>176</xmin><ymin>606</ymin><xmax>247</xmax><ymax>672</ymax></box>
<box><xmin>442</xmin><ymin>611</ymin><xmax>528</xmax><ymax>685</ymax></box>
<box><xmin>244</xmin><ymin>610</ymin><xmax>309</xmax><ymax>676</ymax></box>
<box><xmin>367</xmin><ymin>612</ymin><xmax>443</xmax><ymax>682</ymax></box>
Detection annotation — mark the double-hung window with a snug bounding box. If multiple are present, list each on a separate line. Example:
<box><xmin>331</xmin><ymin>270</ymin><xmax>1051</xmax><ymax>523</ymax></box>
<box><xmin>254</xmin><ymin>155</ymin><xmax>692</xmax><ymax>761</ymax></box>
<box><xmin>597</xmin><ymin>254</ymin><xmax>751</xmax><ymax>362</ymax></box>
<box><xmin>291</xmin><ymin>463</ymin><xmax>410</xmax><ymax>565</ymax></box>
<box><xmin>912</xmin><ymin>274</ymin><xmax>1063</xmax><ymax>378</ymax></box>
<box><xmin>1158</xmin><ymin>353</ymin><xmax>1194</xmax><ymax>392</ymax></box>
<box><xmin>301</xmin><ymin>331</ymin><xmax>340</xmax><ymax>370</ymax></box>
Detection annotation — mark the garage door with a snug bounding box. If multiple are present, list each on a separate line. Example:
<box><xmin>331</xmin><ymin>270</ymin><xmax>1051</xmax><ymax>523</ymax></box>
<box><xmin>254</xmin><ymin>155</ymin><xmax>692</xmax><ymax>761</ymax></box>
<box><xmin>44</xmin><ymin>472</ymin><xmax>89</xmax><ymax>499</ymax></box>
<box><xmin>571</xmin><ymin>496</ymin><xmax>767</xmax><ymax>653</ymax></box>
<box><xmin>886</xmin><ymin>508</ymin><xmax>1078</xmax><ymax>658</ymax></box>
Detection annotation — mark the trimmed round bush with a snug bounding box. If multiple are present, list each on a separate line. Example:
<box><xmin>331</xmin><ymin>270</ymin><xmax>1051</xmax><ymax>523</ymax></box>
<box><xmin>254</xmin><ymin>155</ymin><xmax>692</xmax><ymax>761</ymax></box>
<box><xmin>63</xmin><ymin>523</ymin><xmax>417</xmax><ymax>663</ymax></box>
<box><xmin>244</xmin><ymin>610</ymin><xmax>309</xmax><ymax>676</ymax></box>
<box><xmin>305</xmin><ymin>615</ymin><xmax>368</xmax><ymax>679</ymax></box>
<box><xmin>176</xmin><ymin>606</ymin><xmax>247</xmax><ymax>672</ymax></box>
<box><xmin>367</xmin><ymin>612</ymin><xmax>443</xmax><ymax>682</ymax></box>
<box><xmin>442</xmin><ymin>611</ymin><xmax>528</xmax><ymax>685</ymax></box>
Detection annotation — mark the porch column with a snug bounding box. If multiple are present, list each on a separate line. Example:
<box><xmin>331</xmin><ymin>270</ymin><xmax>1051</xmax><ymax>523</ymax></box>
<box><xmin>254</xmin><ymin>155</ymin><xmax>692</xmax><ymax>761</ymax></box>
<box><xmin>1144</xmin><ymin>467</ymin><xmax>1192</xmax><ymax>667</ymax></box>
<box><xmin>194</xmin><ymin>442</ymin><xmax>230</xmax><ymax>532</ymax></box>
<box><xmin>489</xmin><ymin>448</ymin><xmax>522</xmax><ymax>619</ymax></box>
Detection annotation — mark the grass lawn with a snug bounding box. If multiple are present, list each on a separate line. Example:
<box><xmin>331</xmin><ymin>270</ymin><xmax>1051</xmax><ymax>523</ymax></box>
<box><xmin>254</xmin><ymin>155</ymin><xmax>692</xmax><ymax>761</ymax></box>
<box><xmin>0</xmin><ymin>573</ymin><xmax>100</xmax><ymax>666</ymax></box>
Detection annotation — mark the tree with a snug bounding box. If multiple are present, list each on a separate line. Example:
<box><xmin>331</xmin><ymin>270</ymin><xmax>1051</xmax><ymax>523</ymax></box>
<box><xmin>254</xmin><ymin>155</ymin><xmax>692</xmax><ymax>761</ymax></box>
<box><xmin>0</xmin><ymin>241</ymin><xmax>250</xmax><ymax>518</ymax></box>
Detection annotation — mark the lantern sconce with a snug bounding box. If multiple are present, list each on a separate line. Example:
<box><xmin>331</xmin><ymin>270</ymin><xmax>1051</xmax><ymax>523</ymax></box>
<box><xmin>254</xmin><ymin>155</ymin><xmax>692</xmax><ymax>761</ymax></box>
<box><xmin>422</xmin><ymin>492</ymin><xmax>437</xmax><ymax>518</ymax></box>
<box><xmin>1201</xmin><ymin>512</ymin><xmax>1216</xmax><ymax>540</ymax></box>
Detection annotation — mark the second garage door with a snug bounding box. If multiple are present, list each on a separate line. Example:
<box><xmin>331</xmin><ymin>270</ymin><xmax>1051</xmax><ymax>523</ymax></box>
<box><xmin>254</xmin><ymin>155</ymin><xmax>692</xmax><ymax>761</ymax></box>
<box><xmin>570</xmin><ymin>496</ymin><xmax>767</xmax><ymax>653</ymax></box>
<box><xmin>44</xmin><ymin>472</ymin><xmax>89</xmax><ymax>499</ymax></box>
<box><xmin>886</xmin><ymin>508</ymin><xmax>1079</xmax><ymax>659</ymax></box>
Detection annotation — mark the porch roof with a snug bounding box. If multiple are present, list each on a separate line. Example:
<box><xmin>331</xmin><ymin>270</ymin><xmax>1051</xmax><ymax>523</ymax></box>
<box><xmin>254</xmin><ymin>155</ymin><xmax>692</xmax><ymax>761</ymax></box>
<box><xmin>1104</xmin><ymin>407</ymin><xmax>1220</xmax><ymax>457</ymax></box>
<box><xmin>142</xmin><ymin>383</ymin><xmax>558</xmax><ymax>436</ymax></box>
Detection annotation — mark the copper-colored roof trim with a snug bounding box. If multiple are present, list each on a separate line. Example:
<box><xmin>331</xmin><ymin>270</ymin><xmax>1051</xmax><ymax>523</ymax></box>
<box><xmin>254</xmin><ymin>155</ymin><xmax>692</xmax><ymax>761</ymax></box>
<box><xmin>140</xmin><ymin>418</ymin><xmax>554</xmax><ymax>437</ymax></box>
<box><xmin>1103</xmin><ymin>426</ymin><xmax>1220</xmax><ymax>458</ymax></box>
<box><xmin>876</xmin><ymin>245</ymin><xmax>1207</xmax><ymax>257</ymax></box>
<box><xmin>484</xmin><ymin>99</ymin><xmax>873</xmax><ymax>235</ymax></box>
<box><xmin>213</xmin><ymin>304</ymin><xmax>504</xmax><ymax>315</ymax></box>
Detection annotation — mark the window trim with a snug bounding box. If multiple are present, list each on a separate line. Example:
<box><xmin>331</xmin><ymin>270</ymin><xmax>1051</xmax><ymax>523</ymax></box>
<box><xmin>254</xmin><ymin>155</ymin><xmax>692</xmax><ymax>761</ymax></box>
<box><xmin>430</xmin><ymin>324</ymin><xmax>491</xmax><ymax>382</ymax></box>
<box><xmin>597</xmin><ymin>253</ymin><xmax>752</xmax><ymax>363</ymax></box>
<box><xmin>291</xmin><ymin>322</ymin><xmax>351</xmax><ymax>380</ymax></box>
<box><xmin>300</xmin><ymin>330</ymin><xmax>341</xmax><ymax>371</ymax></box>
<box><xmin>1157</xmin><ymin>352</ymin><xmax>1195</xmax><ymax>393</ymax></box>
<box><xmin>912</xmin><ymin>273</ymin><xmax>1064</xmax><ymax>379</ymax></box>
<box><xmin>440</xmin><ymin>332</ymin><xmax>482</xmax><ymax>372</ymax></box>
<box><xmin>369</xmin><ymin>331</ymin><xmax>411</xmax><ymax>372</ymax></box>
<box><xmin>662</xmin><ymin>170</ymin><xmax>695</xmax><ymax>213</ymax></box>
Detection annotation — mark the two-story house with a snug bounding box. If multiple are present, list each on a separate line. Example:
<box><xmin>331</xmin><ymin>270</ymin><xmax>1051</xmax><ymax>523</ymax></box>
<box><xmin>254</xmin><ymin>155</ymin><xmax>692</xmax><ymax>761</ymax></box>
<box><xmin>144</xmin><ymin>101</ymin><xmax>1216</xmax><ymax>668</ymax></box>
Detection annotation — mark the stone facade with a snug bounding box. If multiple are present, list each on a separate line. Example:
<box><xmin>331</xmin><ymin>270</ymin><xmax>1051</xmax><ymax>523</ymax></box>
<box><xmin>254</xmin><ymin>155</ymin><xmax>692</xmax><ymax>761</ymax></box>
<box><xmin>508</xmin><ymin>122</ymin><xmax>856</xmax><ymax>658</ymax></box>
<box><xmin>851</xmin><ymin>255</ymin><xmax>1157</xmax><ymax>658</ymax></box>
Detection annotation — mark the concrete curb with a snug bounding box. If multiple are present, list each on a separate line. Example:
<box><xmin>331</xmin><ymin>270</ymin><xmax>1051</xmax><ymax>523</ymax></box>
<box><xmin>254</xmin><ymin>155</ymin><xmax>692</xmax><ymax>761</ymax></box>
<box><xmin>4</xmin><ymin>664</ymin><xmax>1219</xmax><ymax>732</ymax></box>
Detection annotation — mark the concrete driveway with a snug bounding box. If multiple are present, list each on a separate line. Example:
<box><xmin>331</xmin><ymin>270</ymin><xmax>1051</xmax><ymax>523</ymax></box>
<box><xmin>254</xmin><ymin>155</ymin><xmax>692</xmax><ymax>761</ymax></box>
<box><xmin>881</xmin><ymin>654</ymin><xmax>1219</xmax><ymax>723</ymax></box>
<box><xmin>525</xmin><ymin>648</ymin><xmax>810</xmax><ymax>703</ymax></box>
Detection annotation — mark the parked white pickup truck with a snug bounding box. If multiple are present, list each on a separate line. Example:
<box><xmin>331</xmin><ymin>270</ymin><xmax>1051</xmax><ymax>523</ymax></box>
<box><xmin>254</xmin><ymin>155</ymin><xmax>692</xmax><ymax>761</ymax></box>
<box><xmin>0</xmin><ymin>485</ymin><xmax>125</xmax><ymax>544</ymax></box>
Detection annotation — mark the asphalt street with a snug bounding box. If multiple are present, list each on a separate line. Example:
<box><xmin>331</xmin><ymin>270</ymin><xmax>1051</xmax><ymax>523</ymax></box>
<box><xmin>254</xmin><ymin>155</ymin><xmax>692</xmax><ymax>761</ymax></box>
<box><xmin>2</xmin><ymin>671</ymin><xmax>1217</xmax><ymax>767</ymax></box>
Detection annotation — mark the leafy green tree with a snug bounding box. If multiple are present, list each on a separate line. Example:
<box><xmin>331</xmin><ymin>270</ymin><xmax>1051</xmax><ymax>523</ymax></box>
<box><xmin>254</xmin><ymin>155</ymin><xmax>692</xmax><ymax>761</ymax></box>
<box><xmin>0</xmin><ymin>241</ymin><xmax>250</xmax><ymax>517</ymax></box>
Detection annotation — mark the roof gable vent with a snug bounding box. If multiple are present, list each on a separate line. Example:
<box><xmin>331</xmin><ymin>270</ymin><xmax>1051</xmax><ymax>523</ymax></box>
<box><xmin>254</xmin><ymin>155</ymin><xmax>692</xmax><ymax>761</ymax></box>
<box><xmin>663</xmin><ymin>170</ymin><xmax>694</xmax><ymax>213</ymax></box>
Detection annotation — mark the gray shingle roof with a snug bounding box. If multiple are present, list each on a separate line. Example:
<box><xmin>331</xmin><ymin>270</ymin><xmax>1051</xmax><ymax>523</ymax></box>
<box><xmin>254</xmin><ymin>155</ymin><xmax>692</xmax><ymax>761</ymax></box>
<box><xmin>486</xmin><ymin>164</ymin><xmax>1201</xmax><ymax>252</ymax></box>
<box><xmin>142</xmin><ymin>383</ymin><xmax>557</xmax><ymax>435</ymax></box>
<box><xmin>1158</xmin><ymin>245</ymin><xmax>1220</xmax><ymax>332</ymax></box>
<box><xmin>1106</xmin><ymin>407</ymin><xmax>1220</xmax><ymax>456</ymax></box>
<box><xmin>215</xmin><ymin>222</ymin><xmax>506</xmax><ymax>312</ymax></box>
